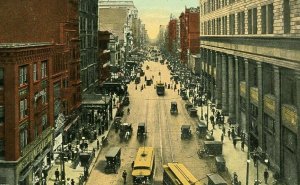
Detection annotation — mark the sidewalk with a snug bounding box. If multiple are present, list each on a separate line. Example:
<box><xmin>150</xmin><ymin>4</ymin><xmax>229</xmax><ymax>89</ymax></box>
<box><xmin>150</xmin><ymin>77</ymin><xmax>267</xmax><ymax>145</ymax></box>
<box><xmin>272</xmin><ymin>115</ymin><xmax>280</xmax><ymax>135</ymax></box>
<box><xmin>46</xmin><ymin>95</ymin><xmax>120</xmax><ymax>185</ymax></box>
<box><xmin>185</xmin><ymin>89</ymin><xmax>277</xmax><ymax>185</ymax></box>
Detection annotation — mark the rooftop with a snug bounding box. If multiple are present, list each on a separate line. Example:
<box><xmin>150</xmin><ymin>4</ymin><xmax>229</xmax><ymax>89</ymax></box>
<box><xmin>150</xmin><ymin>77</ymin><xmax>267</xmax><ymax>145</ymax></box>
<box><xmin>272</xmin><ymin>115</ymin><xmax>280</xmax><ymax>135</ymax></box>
<box><xmin>0</xmin><ymin>42</ymin><xmax>52</xmax><ymax>49</ymax></box>
<box><xmin>99</xmin><ymin>0</ymin><xmax>136</xmax><ymax>8</ymax></box>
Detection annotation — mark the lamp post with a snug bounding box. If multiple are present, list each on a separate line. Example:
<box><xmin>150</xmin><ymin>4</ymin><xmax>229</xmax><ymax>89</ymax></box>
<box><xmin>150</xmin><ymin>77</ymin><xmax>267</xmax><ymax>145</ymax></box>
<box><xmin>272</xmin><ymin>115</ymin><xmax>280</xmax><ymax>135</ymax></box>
<box><xmin>60</xmin><ymin>140</ymin><xmax>66</xmax><ymax>185</ymax></box>
<box><xmin>246</xmin><ymin>149</ymin><xmax>267</xmax><ymax>185</ymax></box>
<box><xmin>206</xmin><ymin>100</ymin><xmax>211</xmax><ymax>128</ymax></box>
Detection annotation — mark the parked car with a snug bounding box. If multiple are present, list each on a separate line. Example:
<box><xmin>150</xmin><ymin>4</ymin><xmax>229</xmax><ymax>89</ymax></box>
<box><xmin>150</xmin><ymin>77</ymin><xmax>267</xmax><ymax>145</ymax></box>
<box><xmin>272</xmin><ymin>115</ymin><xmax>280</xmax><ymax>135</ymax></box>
<box><xmin>185</xmin><ymin>103</ymin><xmax>193</xmax><ymax>112</ymax></box>
<box><xmin>123</xmin><ymin>96</ymin><xmax>130</xmax><ymax>106</ymax></box>
<box><xmin>181</xmin><ymin>125</ymin><xmax>192</xmax><ymax>139</ymax></box>
<box><xmin>105</xmin><ymin>147</ymin><xmax>121</xmax><ymax>174</ymax></box>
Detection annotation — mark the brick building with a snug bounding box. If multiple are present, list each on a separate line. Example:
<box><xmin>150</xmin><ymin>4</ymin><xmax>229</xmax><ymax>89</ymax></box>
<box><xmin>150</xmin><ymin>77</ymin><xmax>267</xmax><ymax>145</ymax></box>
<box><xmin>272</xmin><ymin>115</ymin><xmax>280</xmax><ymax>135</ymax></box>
<box><xmin>179</xmin><ymin>7</ymin><xmax>200</xmax><ymax>65</ymax></box>
<box><xmin>168</xmin><ymin>19</ymin><xmax>178</xmax><ymax>54</ymax></box>
<box><xmin>0</xmin><ymin>0</ymin><xmax>81</xmax><ymax>184</ymax></box>
<box><xmin>199</xmin><ymin>0</ymin><xmax>300</xmax><ymax>184</ymax></box>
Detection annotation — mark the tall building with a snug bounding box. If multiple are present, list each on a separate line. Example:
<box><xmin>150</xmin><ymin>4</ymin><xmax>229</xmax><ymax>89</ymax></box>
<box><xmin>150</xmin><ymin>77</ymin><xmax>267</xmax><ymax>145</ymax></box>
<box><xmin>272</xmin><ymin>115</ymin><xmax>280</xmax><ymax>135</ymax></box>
<box><xmin>179</xmin><ymin>7</ymin><xmax>200</xmax><ymax>65</ymax></box>
<box><xmin>99</xmin><ymin>0</ymin><xmax>139</xmax><ymax>65</ymax></box>
<box><xmin>168</xmin><ymin>18</ymin><xmax>178</xmax><ymax>54</ymax></box>
<box><xmin>79</xmin><ymin>0</ymin><xmax>99</xmax><ymax>93</ymax></box>
<box><xmin>199</xmin><ymin>0</ymin><xmax>300</xmax><ymax>184</ymax></box>
<box><xmin>0</xmin><ymin>0</ymin><xmax>81</xmax><ymax>184</ymax></box>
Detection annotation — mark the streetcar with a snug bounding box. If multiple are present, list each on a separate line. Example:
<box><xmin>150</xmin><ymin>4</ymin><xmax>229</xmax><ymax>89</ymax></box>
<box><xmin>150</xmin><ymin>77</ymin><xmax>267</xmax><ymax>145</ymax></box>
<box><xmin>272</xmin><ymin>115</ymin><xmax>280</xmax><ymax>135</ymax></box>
<box><xmin>132</xmin><ymin>147</ymin><xmax>155</xmax><ymax>184</ymax></box>
<box><xmin>156</xmin><ymin>82</ymin><xmax>165</xmax><ymax>95</ymax></box>
<box><xmin>163</xmin><ymin>162</ymin><xmax>204</xmax><ymax>185</ymax></box>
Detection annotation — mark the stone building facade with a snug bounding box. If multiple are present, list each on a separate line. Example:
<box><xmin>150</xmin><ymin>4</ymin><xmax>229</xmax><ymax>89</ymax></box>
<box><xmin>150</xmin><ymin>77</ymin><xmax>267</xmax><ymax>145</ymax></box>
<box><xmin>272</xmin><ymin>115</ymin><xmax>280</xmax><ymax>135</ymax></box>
<box><xmin>79</xmin><ymin>0</ymin><xmax>99</xmax><ymax>92</ymax></box>
<box><xmin>199</xmin><ymin>0</ymin><xmax>300</xmax><ymax>184</ymax></box>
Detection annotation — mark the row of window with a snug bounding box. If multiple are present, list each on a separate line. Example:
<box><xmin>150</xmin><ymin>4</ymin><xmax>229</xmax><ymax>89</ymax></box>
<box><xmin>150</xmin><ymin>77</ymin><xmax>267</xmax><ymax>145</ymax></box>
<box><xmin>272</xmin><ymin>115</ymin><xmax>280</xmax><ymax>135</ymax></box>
<box><xmin>79</xmin><ymin>1</ymin><xmax>98</xmax><ymax>14</ymax></box>
<box><xmin>19</xmin><ymin>114</ymin><xmax>48</xmax><ymax>152</ymax></box>
<box><xmin>202</xmin><ymin>0</ymin><xmax>291</xmax><ymax>35</ymax></box>
<box><xmin>19</xmin><ymin>61</ymin><xmax>47</xmax><ymax>86</ymax></box>
<box><xmin>201</xmin><ymin>0</ymin><xmax>240</xmax><ymax>15</ymax></box>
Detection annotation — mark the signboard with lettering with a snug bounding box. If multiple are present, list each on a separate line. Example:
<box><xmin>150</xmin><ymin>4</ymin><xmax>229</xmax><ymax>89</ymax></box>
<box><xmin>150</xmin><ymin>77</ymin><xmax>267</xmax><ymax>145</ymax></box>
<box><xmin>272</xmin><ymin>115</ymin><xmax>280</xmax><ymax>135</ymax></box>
<box><xmin>19</xmin><ymin>128</ymin><xmax>53</xmax><ymax>169</ymax></box>
<box><xmin>282</xmin><ymin>105</ymin><xmax>297</xmax><ymax>128</ymax></box>
<box><xmin>240</xmin><ymin>81</ymin><xmax>246</xmax><ymax>97</ymax></box>
<box><xmin>250</xmin><ymin>87</ymin><xmax>258</xmax><ymax>105</ymax></box>
<box><xmin>264</xmin><ymin>94</ymin><xmax>276</xmax><ymax>116</ymax></box>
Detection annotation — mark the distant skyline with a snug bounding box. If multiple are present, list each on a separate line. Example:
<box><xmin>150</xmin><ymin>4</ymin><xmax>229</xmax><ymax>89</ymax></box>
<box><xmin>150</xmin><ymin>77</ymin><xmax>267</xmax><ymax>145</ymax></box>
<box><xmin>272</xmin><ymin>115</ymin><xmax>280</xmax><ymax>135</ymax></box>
<box><xmin>132</xmin><ymin>0</ymin><xmax>199</xmax><ymax>40</ymax></box>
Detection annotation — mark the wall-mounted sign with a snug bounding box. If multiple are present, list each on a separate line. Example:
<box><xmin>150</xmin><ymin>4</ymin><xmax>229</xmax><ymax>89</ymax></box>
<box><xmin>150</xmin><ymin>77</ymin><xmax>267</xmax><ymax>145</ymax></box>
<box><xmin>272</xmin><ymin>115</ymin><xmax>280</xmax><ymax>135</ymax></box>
<box><xmin>264</xmin><ymin>94</ymin><xmax>276</xmax><ymax>115</ymax></box>
<box><xmin>282</xmin><ymin>105</ymin><xmax>297</xmax><ymax>128</ymax></box>
<box><xmin>240</xmin><ymin>81</ymin><xmax>246</xmax><ymax>97</ymax></box>
<box><xmin>250</xmin><ymin>87</ymin><xmax>258</xmax><ymax>104</ymax></box>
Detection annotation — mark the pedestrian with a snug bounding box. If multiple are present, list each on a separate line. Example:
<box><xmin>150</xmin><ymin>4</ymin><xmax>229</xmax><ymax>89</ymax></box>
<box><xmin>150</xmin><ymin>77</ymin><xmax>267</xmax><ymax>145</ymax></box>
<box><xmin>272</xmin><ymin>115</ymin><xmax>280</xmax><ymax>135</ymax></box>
<box><xmin>68</xmin><ymin>143</ymin><xmax>72</xmax><ymax>151</ymax></box>
<box><xmin>233</xmin><ymin>139</ymin><xmax>237</xmax><ymax>148</ymax></box>
<box><xmin>233</xmin><ymin>172</ymin><xmax>238</xmax><ymax>185</ymax></box>
<box><xmin>227</xmin><ymin>129</ymin><xmax>231</xmax><ymax>139</ymax></box>
<box><xmin>222</xmin><ymin>126</ymin><xmax>226</xmax><ymax>136</ymax></box>
<box><xmin>97</xmin><ymin>139</ymin><xmax>100</xmax><ymax>150</ymax></box>
<box><xmin>177</xmin><ymin>89</ymin><xmax>180</xmax><ymax>95</ymax></box>
<box><xmin>221</xmin><ymin>133</ymin><xmax>224</xmax><ymax>143</ymax></box>
<box><xmin>122</xmin><ymin>170</ymin><xmax>127</xmax><ymax>183</ymax></box>
<box><xmin>231</xmin><ymin>128</ymin><xmax>235</xmax><ymax>139</ymax></box>
<box><xmin>241</xmin><ymin>141</ymin><xmax>245</xmax><ymax>151</ymax></box>
<box><xmin>54</xmin><ymin>168</ymin><xmax>60</xmax><ymax>181</ymax></box>
<box><xmin>70</xmin><ymin>179</ymin><xmax>75</xmax><ymax>185</ymax></box>
<box><xmin>135</xmin><ymin>84</ymin><xmax>137</xmax><ymax>90</ymax></box>
<box><xmin>264</xmin><ymin>169</ymin><xmax>269</xmax><ymax>184</ymax></box>
<box><xmin>204</xmin><ymin>113</ymin><xmax>208</xmax><ymax>121</ymax></box>
<box><xmin>66</xmin><ymin>178</ymin><xmax>71</xmax><ymax>185</ymax></box>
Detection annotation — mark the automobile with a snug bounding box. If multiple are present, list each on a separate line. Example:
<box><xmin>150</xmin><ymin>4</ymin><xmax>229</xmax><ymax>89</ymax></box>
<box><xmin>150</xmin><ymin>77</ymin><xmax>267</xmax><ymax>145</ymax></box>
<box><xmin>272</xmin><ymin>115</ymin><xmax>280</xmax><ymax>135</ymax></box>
<box><xmin>189</xmin><ymin>108</ymin><xmax>198</xmax><ymax>117</ymax></box>
<box><xmin>203</xmin><ymin>141</ymin><xmax>222</xmax><ymax>155</ymax></box>
<box><xmin>113</xmin><ymin>117</ymin><xmax>122</xmax><ymax>131</ymax></box>
<box><xmin>146</xmin><ymin>79</ymin><xmax>152</xmax><ymax>86</ymax></box>
<box><xmin>115</xmin><ymin>108</ymin><xmax>124</xmax><ymax>117</ymax></box>
<box><xmin>207</xmin><ymin>173</ymin><xmax>227</xmax><ymax>185</ymax></box>
<box><xmin>196</xmin><ymin>122</ymin><xmax>207</xmax><ymax>138</ymax></box>
<box><xmin>137</xmin><ymin>122</ymin><xmax>147</xmax><ymax>140</ymax></box>
<box><xmin>119</xmin><ymin>123</ymin><xmax>133</xmax><ymax>141</ymax></box>
<box><xmin>105</xmin><ymin>147</ymin><xmax>121</xmax><ymax>174</ymax></box>
<box><xmin>185</xmin><ymin>103</ymin><xmax>193</xmax><ymax>112</ymax></box>
<box><xmin>122</xmin><ymin>96</ymin><xmax>130</xmax><ymax>106</ymax></box>
<box><xmin>170</xmin><ymin>101</ymin><xmax>178</xmax><ymax>115</ymax></box>
<box><xmin>181</xmin><ymin>93</ymin><xmax>188</xmax><ymax>100</ymax></box>
<box><xmin>181</xmin><ymin>125</ymin><xmax>192</xmax><ymax>139</ymax></box>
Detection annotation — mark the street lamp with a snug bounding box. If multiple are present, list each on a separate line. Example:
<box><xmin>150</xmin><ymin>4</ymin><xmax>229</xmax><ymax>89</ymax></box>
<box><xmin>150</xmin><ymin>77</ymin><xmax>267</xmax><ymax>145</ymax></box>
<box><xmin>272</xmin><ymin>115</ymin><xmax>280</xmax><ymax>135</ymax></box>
<box><xmin>246</xmin><ymin>149</ymin><xmax>267</xmax><ymax>185</ymax></box>
<box><xmin>206</xmin><ymin>100</ymin><xmax>211</xmax><ymax>128</ymax></box>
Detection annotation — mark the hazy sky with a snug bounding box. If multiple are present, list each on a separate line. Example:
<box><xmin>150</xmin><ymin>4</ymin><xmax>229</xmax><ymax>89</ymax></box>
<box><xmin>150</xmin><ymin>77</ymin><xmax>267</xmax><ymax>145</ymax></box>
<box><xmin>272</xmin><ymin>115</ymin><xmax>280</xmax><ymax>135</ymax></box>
<box><xmin>132</xmin><ymin>0</ymin><xmax>199</xmax><ymax>40</ymax></box>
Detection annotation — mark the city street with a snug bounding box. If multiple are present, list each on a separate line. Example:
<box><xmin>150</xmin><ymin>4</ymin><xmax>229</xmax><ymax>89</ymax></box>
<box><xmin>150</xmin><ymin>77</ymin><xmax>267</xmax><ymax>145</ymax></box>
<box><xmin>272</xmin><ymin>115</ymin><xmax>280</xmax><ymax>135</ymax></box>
<box><xmin>87</xmin><ymin>61</ymin><xmax>212</xmax><ymax>185</ymax></box>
